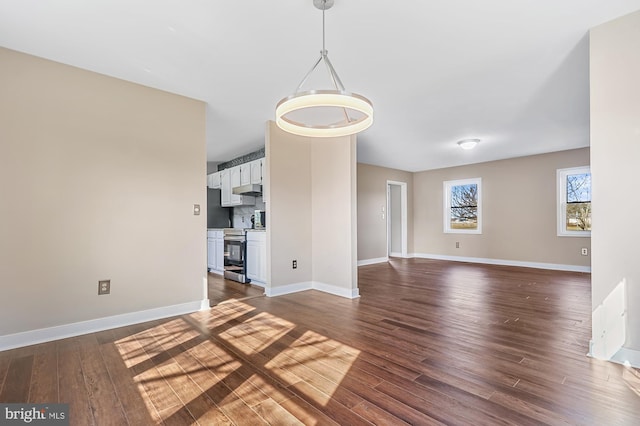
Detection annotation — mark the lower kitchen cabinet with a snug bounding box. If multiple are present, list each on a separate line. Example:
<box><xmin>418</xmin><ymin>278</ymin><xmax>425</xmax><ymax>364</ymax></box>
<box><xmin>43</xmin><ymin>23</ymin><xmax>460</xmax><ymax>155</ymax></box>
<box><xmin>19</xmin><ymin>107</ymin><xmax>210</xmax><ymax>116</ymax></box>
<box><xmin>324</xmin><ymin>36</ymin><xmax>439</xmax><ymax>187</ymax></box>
<box><xmin>246</xmin><ymin>231</ymin><xmax>266</xmax><ymax>285</ymax></box>
<box><xmin>207</xmin><ymin>229</ymin><xmax>224</xmax><ymax>274</ymax></box>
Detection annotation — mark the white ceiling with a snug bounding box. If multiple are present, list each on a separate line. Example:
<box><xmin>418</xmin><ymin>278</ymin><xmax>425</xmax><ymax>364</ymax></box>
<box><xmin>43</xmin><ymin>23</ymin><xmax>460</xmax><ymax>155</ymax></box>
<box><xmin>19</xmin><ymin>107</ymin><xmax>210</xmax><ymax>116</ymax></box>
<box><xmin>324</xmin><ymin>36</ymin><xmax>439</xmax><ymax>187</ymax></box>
<box><xmin>1</xmin><ymin>1</ymin><xmax>639</xmax><ymax>172</ymax></box>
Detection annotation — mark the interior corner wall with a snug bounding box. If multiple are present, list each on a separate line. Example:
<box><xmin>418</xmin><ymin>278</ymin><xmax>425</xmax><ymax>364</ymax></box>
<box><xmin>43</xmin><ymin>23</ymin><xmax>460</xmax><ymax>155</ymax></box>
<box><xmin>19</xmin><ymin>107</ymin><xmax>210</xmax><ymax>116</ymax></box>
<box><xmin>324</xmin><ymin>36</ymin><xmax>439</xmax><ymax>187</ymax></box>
<box><xmin>265</xmin><ymin>122</ymin><xmax>313</xmax><ymax>290</ymax></box>
<box><xmin>412</xmin><ymin>148</ymin><xmax>591</xmax><ymax>268</ymax></box>
<box><xmin>311</xmin><ymin>136</ymin><xmax>358</xmax><ymax>296</ymax></box>
<box><xmin>265</xmin><ymin>121</ymin><xmax>357</xmax><ymax>296</ymax></box>
<box><xmin>0</xmin><ymin>47</ymin><xmax>207</xmax><ymax>338</ymax></box>
<box><xmin>357</xmin><ymin>164</ymin><xmax>414</xmax><ymax>262</ymax></box>
<box><xmin>590</xmin><ymin>10</ymin><xmax>640</xmax><ymax>353</ymax></box>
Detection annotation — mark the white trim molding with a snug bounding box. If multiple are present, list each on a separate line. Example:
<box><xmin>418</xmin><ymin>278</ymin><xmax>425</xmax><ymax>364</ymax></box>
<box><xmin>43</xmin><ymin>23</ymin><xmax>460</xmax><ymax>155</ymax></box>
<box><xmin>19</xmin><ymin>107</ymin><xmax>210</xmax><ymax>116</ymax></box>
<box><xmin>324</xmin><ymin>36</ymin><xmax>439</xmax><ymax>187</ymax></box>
<box><xmin>265</xmin><ymin>281</ymin><xmax>360</xmax><ymax>299</ymax></box>
<box><xmin>589</xmin><ymin>341</ymin><xmax>640</xmax><ymax>369</ymax></box>
<box><xmin>609</xmin><ymin>347</ymin><xmax>640</xmax><ymax>369</ymax></box>
<box><xmin>410</xmin><ymin>253</ymin><xmax>591</xmax><ymax>273</ymax></box>
<box><xmin>443</xmin><ymin>177</ymin><xmax>482</xmax><ymax>235</ymax></box>
<box><xmin>312</xmin><ymin>281</ymin><xmax>360</xmax><ymax>299</ymax></box>
<box><xmin>557</xmin><ymin>166</ymin><xmax>591</xmax><ymax>237</ymax></box>
<box><xmin>357</xmin><ymin>257</ymin><xmax>389</xmax><ymax>266</ymax></box>
<box><xmin>0</xmin><ymin>299</ymin><xmax>209</xmax><ymax>352</ymax></box>
<box><xmin>265</xmin><ymin>282</ymin><xmax>313</xmax><ymax>297</ymax></box>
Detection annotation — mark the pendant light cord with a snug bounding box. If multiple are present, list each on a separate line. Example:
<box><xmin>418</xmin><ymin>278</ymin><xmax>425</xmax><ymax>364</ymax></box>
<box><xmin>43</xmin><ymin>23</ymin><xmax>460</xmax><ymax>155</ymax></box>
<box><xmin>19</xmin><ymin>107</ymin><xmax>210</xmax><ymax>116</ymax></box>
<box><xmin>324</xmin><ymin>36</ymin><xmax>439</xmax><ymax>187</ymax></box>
<box><xmin>322</xmin><ymin>0</ymin><xmax>326</xmax><ymax>53</ymax></box>
<box><xmin>293</xmin><ymin>0</ymin><xmax>351</xmax><ymax>122</ymax></box>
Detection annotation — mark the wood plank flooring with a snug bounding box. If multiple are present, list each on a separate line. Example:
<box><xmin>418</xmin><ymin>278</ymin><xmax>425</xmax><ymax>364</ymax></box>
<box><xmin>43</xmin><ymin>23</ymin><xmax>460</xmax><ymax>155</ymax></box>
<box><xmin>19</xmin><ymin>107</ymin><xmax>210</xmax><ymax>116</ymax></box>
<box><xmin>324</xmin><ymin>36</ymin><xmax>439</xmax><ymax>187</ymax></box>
<box><xmin>1</xmin><ymin>258</ymin><xmax>639</xmax><ymax>424</ymax></box>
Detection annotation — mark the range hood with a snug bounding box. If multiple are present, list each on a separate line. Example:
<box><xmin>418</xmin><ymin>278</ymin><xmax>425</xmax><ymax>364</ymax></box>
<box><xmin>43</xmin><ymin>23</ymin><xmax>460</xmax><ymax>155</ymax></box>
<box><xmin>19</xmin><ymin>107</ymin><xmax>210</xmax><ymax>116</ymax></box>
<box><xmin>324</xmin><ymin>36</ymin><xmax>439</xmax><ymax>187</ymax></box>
<box><xmin>232</xmin><ymin>184</ymin><xmax>262</xmax><ymax>196</ymax></box>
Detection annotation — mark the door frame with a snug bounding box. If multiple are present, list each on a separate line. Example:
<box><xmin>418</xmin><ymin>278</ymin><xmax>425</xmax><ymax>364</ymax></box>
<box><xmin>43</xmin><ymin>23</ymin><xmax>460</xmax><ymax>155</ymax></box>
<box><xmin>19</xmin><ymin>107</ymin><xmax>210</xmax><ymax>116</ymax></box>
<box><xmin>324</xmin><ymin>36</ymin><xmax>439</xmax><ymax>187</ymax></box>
<box><xmin>386</xmin><ymin>180</ymin><xmax>408</xmax><ymax>258</ymax></box>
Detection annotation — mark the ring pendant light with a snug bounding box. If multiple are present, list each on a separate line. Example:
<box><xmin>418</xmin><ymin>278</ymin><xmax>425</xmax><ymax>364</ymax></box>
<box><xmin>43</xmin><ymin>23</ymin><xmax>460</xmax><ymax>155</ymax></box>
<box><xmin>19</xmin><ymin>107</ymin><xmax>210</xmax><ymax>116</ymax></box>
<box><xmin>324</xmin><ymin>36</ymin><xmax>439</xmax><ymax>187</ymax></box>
<box><xmin>275</xmin><ymin>0</ymin><xmax>373</xmax><ymax>138</ymax></box>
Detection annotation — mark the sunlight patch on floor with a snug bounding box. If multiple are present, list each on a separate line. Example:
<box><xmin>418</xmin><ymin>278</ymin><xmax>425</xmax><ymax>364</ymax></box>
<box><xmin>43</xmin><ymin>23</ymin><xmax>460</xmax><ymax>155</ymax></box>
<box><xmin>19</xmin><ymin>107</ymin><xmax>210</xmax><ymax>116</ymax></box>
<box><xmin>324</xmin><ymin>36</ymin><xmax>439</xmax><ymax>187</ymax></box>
<box><xmin>218</xmin><ymin>311</ymin><xmax>296</xmax><ymax>355</ymax></box>
<box><xmin>196</xmin><ymin>298</ymin><xmax>257</xmax><ymax>330</ymax></box>
<box><xmin>265</xmin><ymin>330</ymin><xmax>361</xmax><ymax>405</ymax></box>
<box><xmin>622</xmin><ymin>366</ymin><xmax>640</xmax><ymax>398</ymax></box>
<box><xmin>113</xmin><ymin>299</ymin><xmax>362</xmax><ymax>422</ymax></box>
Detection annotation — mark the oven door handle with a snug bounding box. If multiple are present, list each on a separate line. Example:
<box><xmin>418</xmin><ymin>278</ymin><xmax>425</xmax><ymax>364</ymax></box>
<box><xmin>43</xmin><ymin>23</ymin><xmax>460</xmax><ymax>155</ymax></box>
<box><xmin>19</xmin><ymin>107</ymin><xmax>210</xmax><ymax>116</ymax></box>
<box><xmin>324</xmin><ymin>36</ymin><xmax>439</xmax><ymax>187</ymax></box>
<box><xmin>224</xmin><ymin>236</ymin><xmax>246</xmax><ymax>242</ymax></box>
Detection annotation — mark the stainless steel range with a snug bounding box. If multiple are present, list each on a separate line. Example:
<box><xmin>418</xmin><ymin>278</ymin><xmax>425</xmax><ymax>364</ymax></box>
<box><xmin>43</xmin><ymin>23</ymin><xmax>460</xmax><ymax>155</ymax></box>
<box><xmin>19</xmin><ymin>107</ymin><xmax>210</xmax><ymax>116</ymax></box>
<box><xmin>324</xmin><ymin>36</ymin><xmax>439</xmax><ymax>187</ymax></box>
<box><xmin>223</xmin><ymin>228</ymin><xmax>250</xmax><ymax>283</ymax></box>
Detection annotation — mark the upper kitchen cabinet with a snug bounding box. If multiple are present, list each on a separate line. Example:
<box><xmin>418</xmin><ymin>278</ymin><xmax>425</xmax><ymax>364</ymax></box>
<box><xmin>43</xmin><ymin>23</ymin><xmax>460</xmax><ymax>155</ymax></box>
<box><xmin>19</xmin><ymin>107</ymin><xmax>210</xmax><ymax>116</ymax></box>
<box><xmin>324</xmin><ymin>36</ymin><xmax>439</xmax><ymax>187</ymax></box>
<box><xmin>240</xmin><ymin>163</ymin><xmax>251</xmax><ymax>186</ymax></box>
<box><xmin>222</xmin><ymin>165</ymin><xmax>255</xmax><ymax>207</ymax></box>
<box><xmin>220</xmin><ymin>169</ymin><xmax>231</xmax><ymax>206</ymax></box>
<box><xmin>250</xmin><ymin>159</ymin><xmax>263</xmax><ymax>185</ymax></box>
<box><xmin>207</xmin><ymin>171</ymin><xmax>221</xmax><ymax>189</ymax></box>
<box><xmin>240</xmin><ymin>159</ymin><xmax>262</xmax><ymax>185</ymax></box>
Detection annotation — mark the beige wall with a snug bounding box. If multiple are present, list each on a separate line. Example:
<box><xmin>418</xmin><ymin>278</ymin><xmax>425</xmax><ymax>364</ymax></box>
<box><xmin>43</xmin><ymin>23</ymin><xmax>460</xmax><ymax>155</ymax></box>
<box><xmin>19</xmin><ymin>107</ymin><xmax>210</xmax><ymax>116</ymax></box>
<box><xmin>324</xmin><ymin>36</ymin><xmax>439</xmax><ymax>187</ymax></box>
<box><xmin>311</xmin><ymin>137</ymin><xmax>358</xmax><ymax>294</ymax></box>
<box><xmin>590</xmin><ymin>10</ymin><xmax>640</xmax><ymax>353</ymax></box>
<box><xmin>266</xmin><ymin>122</ymin><xmax>357</xmax><ymax>296</ymax></box>
<box><xmin>0</xmin><ymin>48</ymin><xmax>207</xmax><ymax>336</ymax></box>
<box><xmin>412</xmin><ymin>148</ymin><xmax>591</xmax><ymax>267</ymax></box>
<box><xmin>357</xmin><ymin>164</ymin><xmax>414</xmax><ymax>261</ymax></box>
<box><xmin>265</xmin><ymin>122</ymin><xmax>312</xmax><ymax>289</ymax></box>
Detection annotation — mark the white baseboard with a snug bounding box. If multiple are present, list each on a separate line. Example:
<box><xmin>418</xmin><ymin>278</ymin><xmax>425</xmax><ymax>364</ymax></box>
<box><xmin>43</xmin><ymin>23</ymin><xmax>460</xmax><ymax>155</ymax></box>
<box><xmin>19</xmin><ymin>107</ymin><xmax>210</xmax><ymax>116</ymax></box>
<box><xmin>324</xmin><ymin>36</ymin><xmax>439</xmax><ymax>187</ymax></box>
<box><xmin>389</xmin><ymin>252</ymin><xmax>403</xmax><ymax>258</ymax></box>
<box><xmin>312</xmin><ymin>281</ymin><xmax>360</xmax><ymax>299</ymax></box>
<box><xmin>357</xmin><ymin>257</ymin><xmax>389</xmax><ymax>266</ymax></box>
<box><xmin>265</xmin><ymin>281</ymin><xmax>313</xmax><ymax>297</ymax></box>
<box><xmin>265</xmin><ymin>281</ymin><xmax>359</xmax><ymax>299</ymax></box>
<box><xmin>0</xmin><ymin>299</ymin><xmax>208</xmax><ymax>352</ymax></box>
<box><xmin>208</xmin><ymin>269</ymin><xmax>224</xmax><ymax>276</ymax></box>
<box><xmin>409</xmin><ymin>253</ymin><xmax>591</xmax><ymax>273</ymax></box>
<box><xmin>588</xmin><ymin>340</ymin><xmax>640</xmax><ymax>369</ymax></box>
<box><xmin>610</xmin><ymin>347</ymin><xmax>640</xmax><ymax>369</ymax></box>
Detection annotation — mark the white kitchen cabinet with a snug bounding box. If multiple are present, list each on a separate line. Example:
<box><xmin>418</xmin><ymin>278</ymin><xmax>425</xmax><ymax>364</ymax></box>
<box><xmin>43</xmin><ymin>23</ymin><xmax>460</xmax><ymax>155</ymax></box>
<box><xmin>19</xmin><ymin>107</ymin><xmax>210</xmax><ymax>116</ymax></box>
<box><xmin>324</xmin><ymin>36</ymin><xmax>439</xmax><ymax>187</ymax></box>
<box><xmin>215</xmin><ymin>237</ymin><xmax>224</xmax><ymax>273</ymax></box>
<box><xmin>250</xmin><ymin>159</ymin><xmax>263</xmax><ymax>185</ymax></box>
<box><xmin>246</xmin><ymin>231</ymin><xmax>266</xmax><ymax>285</ymax></box>
<box><xmin>230</xmin><ymin>166</ymin><xmax>242</xmax><ymax>205</ymax></box>
<box><xmin>240</xmin><ymin>163</ymin><xmax>251</xmax><ymax>186</ymax></box>
<box><xmin>222</xmin><ymin>165</ymin><xmax>255</xmax><ymax>206</ymax></box>
<box><xmin>220</xmin><ymin>169</ymin><xmax>231</xmax><ymax>206</ymax></box>
<box><xmin>207</xmin><ymin>229</ymin><xmax>224</xmax><ymax>274</ymax></box>
<box><xmin>208</xmin><ymin>172</ymin><xmax>221</xmax><ymax>189</ymax></box>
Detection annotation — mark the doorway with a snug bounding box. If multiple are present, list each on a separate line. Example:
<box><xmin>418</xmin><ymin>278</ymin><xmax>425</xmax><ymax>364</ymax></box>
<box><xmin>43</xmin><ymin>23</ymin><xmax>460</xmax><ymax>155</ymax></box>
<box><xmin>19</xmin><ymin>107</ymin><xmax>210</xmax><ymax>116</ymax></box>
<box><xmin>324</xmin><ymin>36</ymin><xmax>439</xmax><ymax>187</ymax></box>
<box><xmin>387</xmin><ymin>181</ymin><xmax>408</xmax><ymax>258</ymax></box>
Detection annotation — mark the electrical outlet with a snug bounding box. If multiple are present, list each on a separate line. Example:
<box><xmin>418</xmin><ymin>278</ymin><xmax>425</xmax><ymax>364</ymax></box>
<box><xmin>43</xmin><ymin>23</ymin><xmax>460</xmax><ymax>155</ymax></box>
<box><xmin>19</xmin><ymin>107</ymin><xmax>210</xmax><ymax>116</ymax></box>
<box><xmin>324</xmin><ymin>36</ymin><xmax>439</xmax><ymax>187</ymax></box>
<box><xmin>581</xmin><ymin>248</ymin><xmax>588</xmax><ymax>256</ymax></box>
<box><xmin>292</xmin><ymin>260</ymin><xmax>297</xmax><ymax>269</ymax></box>
<box><xmin>456</xmin><ymin>242</ymin><xmax>460</xmax><ymax>248</ymax></box>
<box><xmin>98</xmin><ymin>280</ymin><xmax>110</xmax><ymax>295</ymax></box>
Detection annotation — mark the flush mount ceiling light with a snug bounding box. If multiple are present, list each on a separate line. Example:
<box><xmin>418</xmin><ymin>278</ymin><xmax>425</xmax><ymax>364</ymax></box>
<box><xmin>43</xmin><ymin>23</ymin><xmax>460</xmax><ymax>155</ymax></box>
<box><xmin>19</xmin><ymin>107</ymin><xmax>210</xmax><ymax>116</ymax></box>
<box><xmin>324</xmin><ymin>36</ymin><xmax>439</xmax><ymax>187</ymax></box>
<box><xmin>275</xmin><ymin>0</ymin><xmax>373</xmax><ymax>138</ymax></box>
<box><xmin>457</xmin><ymin>139</ymin><xmax>480</xmax><ymax>150</ymax></box>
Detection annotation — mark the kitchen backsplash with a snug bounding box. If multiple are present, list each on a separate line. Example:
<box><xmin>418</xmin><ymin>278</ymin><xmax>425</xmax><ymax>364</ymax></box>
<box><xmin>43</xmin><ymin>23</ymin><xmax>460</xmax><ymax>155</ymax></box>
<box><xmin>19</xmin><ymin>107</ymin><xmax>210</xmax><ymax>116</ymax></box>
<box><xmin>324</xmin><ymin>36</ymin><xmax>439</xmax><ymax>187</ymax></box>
<box><xmin>232</xmin><ymin>198</ymin><xmax>266</xmax><ymax>228</ymax></box>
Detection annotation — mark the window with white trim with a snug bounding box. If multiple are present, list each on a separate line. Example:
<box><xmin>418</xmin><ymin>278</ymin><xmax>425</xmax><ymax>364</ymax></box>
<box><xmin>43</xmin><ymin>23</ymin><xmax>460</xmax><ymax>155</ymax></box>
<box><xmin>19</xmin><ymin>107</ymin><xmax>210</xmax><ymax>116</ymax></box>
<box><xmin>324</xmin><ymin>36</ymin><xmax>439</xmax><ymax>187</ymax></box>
<box><xmin>444</xmin><ymin>178</ymin><xmax>482</xmax><ymax>234</ymax></box>
<box><xmin>557</xmin><ymin>166</ymin><xmax>591</xmax><ymax>237</ymax></box>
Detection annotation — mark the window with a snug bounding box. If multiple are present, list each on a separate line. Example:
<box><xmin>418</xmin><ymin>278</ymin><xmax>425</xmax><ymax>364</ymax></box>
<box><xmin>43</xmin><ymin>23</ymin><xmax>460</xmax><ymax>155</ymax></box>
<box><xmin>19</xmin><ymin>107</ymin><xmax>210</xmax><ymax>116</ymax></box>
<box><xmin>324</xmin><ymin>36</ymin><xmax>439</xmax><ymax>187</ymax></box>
<box><xmin>444</xmin><ymin>178</ymin><xmax>482</xmax><ymax>234</ymax></box>
<box><xmin>557</xmin><ymin>166</ymin><xmax>591</xmax><ymax>237</ymax></box>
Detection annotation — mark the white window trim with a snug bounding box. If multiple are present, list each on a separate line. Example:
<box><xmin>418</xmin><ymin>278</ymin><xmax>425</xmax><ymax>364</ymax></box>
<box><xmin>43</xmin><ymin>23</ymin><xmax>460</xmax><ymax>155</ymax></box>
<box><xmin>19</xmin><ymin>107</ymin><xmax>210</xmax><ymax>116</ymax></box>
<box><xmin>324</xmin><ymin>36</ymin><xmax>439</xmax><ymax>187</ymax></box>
<box><xmin>444</xmin><ymin>177</ymin><xmax>482</xmax><ymax>234</ymax></box>
<box><xmin>557</xmin><ymin>166</ymin><xmax>591</xmax><ymax>237</ymax></box>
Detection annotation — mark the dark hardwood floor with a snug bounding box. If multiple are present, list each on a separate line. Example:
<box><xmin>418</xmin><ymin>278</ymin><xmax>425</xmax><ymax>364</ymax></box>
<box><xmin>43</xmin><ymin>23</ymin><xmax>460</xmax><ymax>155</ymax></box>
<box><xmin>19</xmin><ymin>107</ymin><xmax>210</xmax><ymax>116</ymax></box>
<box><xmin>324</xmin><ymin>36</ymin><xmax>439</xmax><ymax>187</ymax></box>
<box><xmin>1</xmin><ymin>258</ymin><xmax>639</xmax><ymax>425</ymax></box>
<box><xmin>207</xmin><ymin>273</ymin><xmax>265</xmax><ymax>307</ymax></box>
